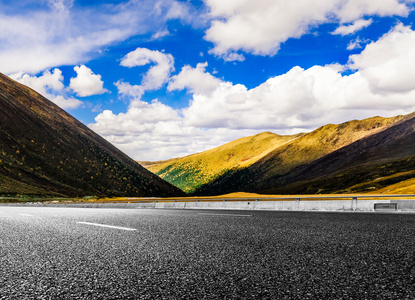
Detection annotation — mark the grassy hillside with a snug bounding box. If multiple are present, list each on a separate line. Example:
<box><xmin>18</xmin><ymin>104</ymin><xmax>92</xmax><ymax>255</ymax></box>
<box><xmin>251</xmin><ymin>116</ymin><xmax>403</xmax><ymax>180</ymax></box>
<box><xmin>141</xmin><ymin>132</ymin><xmax>300</xmax><ymax>193</ymax></box>
<box><xmin>374</xmin><ymin>177</ymin><xmax>415</xmax><ymax>194</ymax></box>
<box><xmin>196</xmin><ymin>113</ymin><xmax>415</xmax><ymax>196</ymax></box>
<box><xmin>0</xmin><ymin>73</ymin><xmax>184</xmax><ymax>198</ymax></box>
<box><xmin>143</xmin><ymin>114</ymin><xmax>406</xmax><ymax>196</ymax></box>
<box><xmin>257</xmin><ymin>113</ymin><xmax>415</xmax><ymax>195</ymax></box>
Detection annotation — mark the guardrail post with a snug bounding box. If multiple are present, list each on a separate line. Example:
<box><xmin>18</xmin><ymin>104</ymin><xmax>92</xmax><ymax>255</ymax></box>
<box><xmin>352</xmin><ymin>197</ymin><xmax>357</xmax><ymax>211</ymax></box>
<box><xmin>296</xmin><ymin>198</ymin><xmax>300</xmax><ymax>211</ymax></box>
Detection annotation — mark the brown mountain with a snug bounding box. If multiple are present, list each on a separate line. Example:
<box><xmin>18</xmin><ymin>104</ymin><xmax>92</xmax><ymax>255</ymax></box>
<box><xmin>257</xmin><ymin>112</ymin><xmax>415</xmax><ymax>195</ymax></box>
<box><xmin>143</xmin><ymin>113</ymin><xmax>413</xmax><ymax>196</ymax></box>
<box><xmin>194</xmin><ymin>114</ymin><xmax>414</xmax><ymax>195</ymax></box>
<box><xmin>0</xmin><ymin>73</ymin><xmax>184</xmax><ymax>198</ymax></box>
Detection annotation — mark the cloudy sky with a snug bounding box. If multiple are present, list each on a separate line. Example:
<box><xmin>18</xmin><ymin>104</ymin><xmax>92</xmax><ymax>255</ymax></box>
<box><xmin>2</xmin><ymin>0</ymin><xmax>415</xmax><ymax>161</ymax></box>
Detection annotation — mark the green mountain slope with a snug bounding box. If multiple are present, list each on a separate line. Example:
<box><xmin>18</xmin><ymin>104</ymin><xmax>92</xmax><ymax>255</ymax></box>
<box><xmin>0</xmin><ymin>73</ymin><xmax>184</xmax><ymax>198</ymax></box>
<box><xmin>140</xmin><ymin>132</ymin><xmax>300</xmax><ymax>193</ymax></box>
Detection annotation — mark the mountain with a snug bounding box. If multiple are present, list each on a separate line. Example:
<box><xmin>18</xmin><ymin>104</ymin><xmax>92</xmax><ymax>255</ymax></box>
<box><xmin>256</xmin><ymin>112</ymin><xmax>415</xmax><ymax>195</ymax></box>
<box><xmin>140</xmin><ymin>132</ymin><xmax>300</xmax><ymax>193</ymax></box>
<box><xmin>142</xmin><ymin>114</ymin><xmax>410</xmax><ymax>195</ymax></box>
<box><xmin>0</xmin><ymin>73</ymin><xmax>184</xmax><ymax>198</ymax></box>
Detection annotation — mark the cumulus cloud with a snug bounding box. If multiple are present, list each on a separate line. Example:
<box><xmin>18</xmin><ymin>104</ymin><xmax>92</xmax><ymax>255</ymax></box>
<box><xmin>335</xmin><ymin>0</ymin><xmax>410</xmax><ymax>22</ymax></box>
<box><xmin>10</xmin><ymin>68</ymin><xmax>64</xmax><ymax>94</ymax></box>
<box><xmin>168</xmin><ymin>62</ymin><xmax>222</xmax><ymax>95</ymax></box>
<box><xmin>332</xmin><ymin>19</ymin><xmax>373</xmax><ymax>35</ymax></box>
<box><xmin>89</xmin><ymin>98</ymin><xmax>261</xmax><ymax>161</ymax></box>
<box><xmin>50</xmin><ymin>95</ymin><xmax>83</xmax><ymax>110</ymax></box>
<box><xmin>349</xmin><ymin>23</ymin><xmax>415</xmax><ymax>94</ymax></box>
<box><xmin>8</xmin><ymin>69</ymin><xmax>82</xmax><ymax>109</ymax></box>
<box><xmin>114</xmin><ymin>80</ymin><xmax>145</xmax><ymax>100</ymax></box>
<box><xmin>116</xmin><ymin>48</ymin><xmax>175</xmax><ymax>99</ymax></box>
<box><xmin>70</xmin><ymin>65</ymin><xmax>107</xmax><ymax>97</ymax></box>
<box><xmin>120</xmin><ymin>48</ymin><xmax>174</xmax><ymax>91</ymax></box>
<box><xmin>180</xmin><ymin>63</ymin><xmax>415</xmax><ymax>132</ymax></box>
<box><xmin>0</xmin><ymin>0</ymin><xmax>194</xmax><ymax>74</ymax></box>
<box><xmin>92</xmin><ymin>100</ymin><xmax>180</xmax><ymax>136</ymax></box>
<box><xmin>204</xmin><ymin>0</ymin><xmax>411</xmax><ymax>60</ymax></box>
<box><xmin>180</xmin><ymin>65</ymin><xmax>345</xmax><ymax>130</ymax></box>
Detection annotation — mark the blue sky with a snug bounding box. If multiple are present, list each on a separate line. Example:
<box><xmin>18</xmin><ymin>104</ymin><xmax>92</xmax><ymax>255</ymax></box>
<box><xmin>1</xmin><ymin>0</ymin><xmax>415</xmax><ymax>160</ymax></box>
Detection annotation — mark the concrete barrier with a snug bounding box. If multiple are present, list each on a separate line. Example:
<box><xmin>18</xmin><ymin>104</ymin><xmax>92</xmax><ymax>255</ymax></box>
<box><xmin>149</xmin><ymin>198</ymin><xmax>414</xmax><ymax>212</ymax></box>
<box><xmin>2</xmin><ymin>197</ymin><xmax>415</xmax><ymax>212</ymax></box>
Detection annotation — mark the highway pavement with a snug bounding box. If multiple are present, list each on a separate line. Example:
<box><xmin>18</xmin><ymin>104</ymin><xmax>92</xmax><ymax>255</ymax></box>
<box><xmin>0</xmin><ymin>206</ymin><xmax>414</xmax><ymax>299</ymax></box>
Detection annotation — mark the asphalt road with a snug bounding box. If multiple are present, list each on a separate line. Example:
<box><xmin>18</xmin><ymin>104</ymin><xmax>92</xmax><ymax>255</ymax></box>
<box><xmin>0</xmin><ymin>207</ymin><xmax>414</xmax><ymax>299</ymax></box>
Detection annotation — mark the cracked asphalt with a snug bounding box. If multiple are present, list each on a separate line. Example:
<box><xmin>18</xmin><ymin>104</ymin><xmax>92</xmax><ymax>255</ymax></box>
<box><xmin>0</xmin><ymin>207</ymin><xmax>414</xmax><ymax>299</ymax></box>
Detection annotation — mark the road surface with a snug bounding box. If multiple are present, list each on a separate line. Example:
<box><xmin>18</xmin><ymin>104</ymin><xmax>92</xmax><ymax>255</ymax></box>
<box><xmin>0</xmin><ymin>206</ymin><xmax>414</xmax><ymax>299</ymax></box>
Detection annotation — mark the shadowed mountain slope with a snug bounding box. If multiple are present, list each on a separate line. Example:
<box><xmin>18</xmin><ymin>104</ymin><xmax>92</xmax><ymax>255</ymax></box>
<box><xmin>140</xmin><ymin>132</ymin><xmax>300</xmax><ymax>193</ymax></box>
<box><xmin>194</xmin><ymin>114</ymin><xmax>413</xmax><ymax>195</ymax></box>
<box><xmin>0</xmin><ymin>73</ymin><xmax>184</xmax><ymax>197</ymax></box>
<box><xmin>257</xmin><ymin>112</ymin><xmax>415</xmax><ymax>195</ymax></box>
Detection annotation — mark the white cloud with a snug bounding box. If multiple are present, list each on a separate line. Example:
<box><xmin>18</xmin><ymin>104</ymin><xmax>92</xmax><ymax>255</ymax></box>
<box><xmin>204</xmin><ymin>0</ymin><xmax>411</xmax><ymax>60</ymax></box>
<box><xmin>92</xmin><ymin>100</ymin><xmax>180</xmax><ymax>136</ymax></box>
<box><xmin>181</xmin><ymin>65</ymin><xmax>346</xmax><ymax>130</ymax></box>
<box><xmin>116</xmin><ymin>48</ymin><xmax>175</xmax><ymax>100</ymax></box>
<box><xmin>10</xmin><ymin>68</ymin><xmax>64</xmax><ymax>94</ymax></box>
<box><xmin>332</xmin><ymin>18</ymin><xmax>373</xmax><ymax>35</ymax></box>
<box><xmin>8</xmin><ymin>69</ymin><xmax>82</xmax><ymax>110</ymax></box>
<box><xmin>51</xmin><ymin>95</ymin><xmax>83</xmax><ymax>110</ymax></box>
<box><xmin>151</xmin><ymin>29</ymin><xmax>170</xmax><ymax>40</ymax></box>
<box><xmin>70</xmin><ymin>65</ymin><xmax>107</xmax><ymax>97</ymax></box>
<box><xmin>115</xmin><ymin>80</ymin><xmax>145</xmax><ymax>100</ymax></box>
<box><xmin>180</xmin><ymin>54</ymin><xmax>415</xmax><ymax>132</ymax></box>
<box><xmin>89</xmin><ymin>98</ymin><xmax>261</xmax><ymax>161</ymax></box>
<box><xmin>168</xmin><ymin>62</ymin><xmax>222</xmax><ymax>95</ymax></box>
<box><xmin>347</xmin><ymin>37</ymin><xmax>365</xmax><ymax>50</ymax></box>
<box><xmin>349</xmin><ymin>23</ymin><xmax>415</xmax><ymax>94</ymax></box>
<box><xmin>47</xmin><ymin>0</ymin><xmax>74</xmax><ymax>12</ymax></box>
<box><xmin>0</xmin><ymin>0</ymin><xmax>194</xmax><ymax>74</ymax></box>
<box><xmin>335</xmin><ymin>0</ymin><xmax>410</xmax><ymax>22</ymax></box>
<box><xmin>120</xmin><ymin>47</ymin><xmax>175</xmax><ymax>91</ymax></box>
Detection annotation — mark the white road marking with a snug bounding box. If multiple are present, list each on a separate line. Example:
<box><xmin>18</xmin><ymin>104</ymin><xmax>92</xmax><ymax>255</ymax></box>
<box><xmin>76</xmin><ymin>221</ymin><xmax>137</xmax><ymax>231</ymax></box>
<box><xmin>198</xmin><ymin>213</ymin><xmax>252</xmax><ymax>217</ymax></box>
<box><xmin>19</xmin><ymin>214</ymin><xmax>34</xmax><ymax>217</ymax></box>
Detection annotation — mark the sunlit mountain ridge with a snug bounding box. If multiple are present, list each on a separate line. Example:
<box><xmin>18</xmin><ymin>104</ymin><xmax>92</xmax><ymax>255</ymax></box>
<box><xmin>140</xmin><ymin>132</ymin><xmax>300</xmax><ymax>193</ymax></box>
<box><xmin>141</xmin><ymin>113</ymin><xmax>415</xmax><ymax>195</ymax></box>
